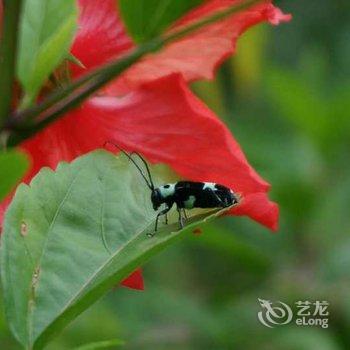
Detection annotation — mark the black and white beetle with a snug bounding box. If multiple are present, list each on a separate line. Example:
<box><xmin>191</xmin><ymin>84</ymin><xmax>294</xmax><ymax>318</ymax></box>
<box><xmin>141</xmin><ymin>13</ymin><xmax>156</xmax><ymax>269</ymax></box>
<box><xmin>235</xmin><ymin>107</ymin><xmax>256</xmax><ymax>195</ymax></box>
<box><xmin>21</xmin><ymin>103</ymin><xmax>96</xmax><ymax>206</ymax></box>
<box><xmin>105</xmin><ymin>142</ymin><xmax>240</xmax><ymax>236</ymax></box>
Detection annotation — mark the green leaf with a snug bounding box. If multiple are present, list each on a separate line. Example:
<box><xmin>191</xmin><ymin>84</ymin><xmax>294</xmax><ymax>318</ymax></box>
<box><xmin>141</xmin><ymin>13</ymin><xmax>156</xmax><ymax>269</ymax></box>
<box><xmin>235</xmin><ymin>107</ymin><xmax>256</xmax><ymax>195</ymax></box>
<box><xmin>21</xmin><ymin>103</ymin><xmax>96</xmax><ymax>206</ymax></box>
<box><xmin>0</xmin><ymin>150</ymin><xmax>29</xmax><ymax>201</ymax></box>
<box><xmin>119</xmin><ymin>0</ymin><xmax>204</xmax><ymax>43</ymax></box>
<box><xmin>1</xmin><ymin>150</ymin><xmax>230</xmax><ymax>349</ymax></box>
<box><xmin>17</xmin><ymin>0</ymin><xmax>78</xmax><ymax>107</ymax></box>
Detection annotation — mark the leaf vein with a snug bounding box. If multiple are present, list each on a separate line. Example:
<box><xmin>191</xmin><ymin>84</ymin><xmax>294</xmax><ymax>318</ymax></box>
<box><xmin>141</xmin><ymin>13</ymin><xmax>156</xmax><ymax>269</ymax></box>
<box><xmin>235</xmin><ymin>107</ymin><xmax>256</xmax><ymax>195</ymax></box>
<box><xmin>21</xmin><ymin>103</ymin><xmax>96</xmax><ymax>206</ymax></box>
<box><xmin>27</xmin><ymin>170</ymin><xmax>81</xmax><ymax>343</ymax></box>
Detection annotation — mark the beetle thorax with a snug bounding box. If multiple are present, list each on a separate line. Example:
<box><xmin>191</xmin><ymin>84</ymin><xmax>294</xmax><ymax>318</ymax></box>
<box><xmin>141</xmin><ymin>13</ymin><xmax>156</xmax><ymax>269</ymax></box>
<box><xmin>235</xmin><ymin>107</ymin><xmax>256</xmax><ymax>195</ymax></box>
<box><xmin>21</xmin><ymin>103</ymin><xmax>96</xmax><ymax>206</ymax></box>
<box><xmin>158</xmin><ymin>183</ymin><xmax>176</xmax><ymax>199</ymax></box>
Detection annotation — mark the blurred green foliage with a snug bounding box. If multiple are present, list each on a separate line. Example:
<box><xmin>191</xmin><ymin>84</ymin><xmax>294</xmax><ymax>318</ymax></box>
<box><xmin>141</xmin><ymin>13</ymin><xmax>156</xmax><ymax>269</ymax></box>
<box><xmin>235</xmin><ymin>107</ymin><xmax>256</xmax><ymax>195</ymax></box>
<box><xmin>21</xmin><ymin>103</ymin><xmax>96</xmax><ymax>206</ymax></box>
<box><xmin>119</xmin><ymin>0</ymin><xmax>203</xmax><ymax>43</ymax></box>
<box><xmin>1</xmin><ymin>0</ymin><xmax>349</xmax><ymax>348</ymax></box>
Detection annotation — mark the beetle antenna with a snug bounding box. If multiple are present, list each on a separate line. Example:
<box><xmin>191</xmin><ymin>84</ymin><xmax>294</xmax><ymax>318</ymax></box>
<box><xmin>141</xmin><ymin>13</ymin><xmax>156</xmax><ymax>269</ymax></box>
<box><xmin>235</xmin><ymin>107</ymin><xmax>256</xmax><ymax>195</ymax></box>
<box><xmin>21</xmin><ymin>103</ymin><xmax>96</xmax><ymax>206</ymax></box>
<box><xmin>104</xmin><ymin>141</ymin><xmax>154</xmax><ymax>191</ymax></box>
<box><xmin>129</xmin><ymin>151</ymin><xmax>155</xmax><ymax>191</ymax></box>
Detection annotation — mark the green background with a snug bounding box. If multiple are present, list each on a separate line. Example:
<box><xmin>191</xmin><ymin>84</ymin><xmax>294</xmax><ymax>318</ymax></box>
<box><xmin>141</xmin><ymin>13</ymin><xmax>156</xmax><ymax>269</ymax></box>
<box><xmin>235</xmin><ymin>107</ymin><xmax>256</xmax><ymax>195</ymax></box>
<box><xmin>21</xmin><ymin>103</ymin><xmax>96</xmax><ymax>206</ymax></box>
<box><xmin>1</xmin><ymin>0</ymin><xmax>350</xmax><ymax>348</ymax></box>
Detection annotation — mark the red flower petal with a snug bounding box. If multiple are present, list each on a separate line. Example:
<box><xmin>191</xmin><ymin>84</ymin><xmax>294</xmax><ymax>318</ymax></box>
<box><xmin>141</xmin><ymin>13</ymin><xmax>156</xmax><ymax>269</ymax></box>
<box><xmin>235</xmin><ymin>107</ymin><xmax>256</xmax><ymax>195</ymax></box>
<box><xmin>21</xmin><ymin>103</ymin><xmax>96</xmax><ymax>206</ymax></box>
<box><xmin>71</xmin><ymin>0</ymin><xmax>290</xmax><ymax>91</ymax></box>
<box><xmin>18</xmin><ymin>74</ymin><xmax>278</xmax><ymax>230</ymax></box>
<box><xmin>110</xmin><ymin>0</ymin><xmax>291</xmax><ymax>93</ymax></box>
<box><xmin>120</xmin><ymin>269</ymin><xmax>144</xmax><ymax>290</ymax></box>
<box><xmin>232</xmin><ymin>192</ymin><xmax>279</xmax><ymax>231</ymax></box>
<box><xmin>70</xmin><ymin>0</ymin><xmax>132</xmax><ymax>78</ymax></box>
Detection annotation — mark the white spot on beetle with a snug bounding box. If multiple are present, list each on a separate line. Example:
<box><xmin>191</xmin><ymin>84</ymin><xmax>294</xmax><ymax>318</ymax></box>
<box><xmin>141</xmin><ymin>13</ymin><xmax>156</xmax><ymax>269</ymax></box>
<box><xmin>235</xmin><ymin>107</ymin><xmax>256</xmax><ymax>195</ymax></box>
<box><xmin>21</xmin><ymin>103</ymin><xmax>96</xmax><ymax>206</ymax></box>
<box><xmin>184</xmin><ymin>195</ymin><xmax>196</xmax><ymax>209</ymax></box>
<box><xmin>158</xmin><ymin>183</ymin><xmax>176</xmax><ymax>198</ymax></box>
<box><xmin>203</xmin><ymin>182</ymin><xmax>217</xmax><ymax>191</ymax></box>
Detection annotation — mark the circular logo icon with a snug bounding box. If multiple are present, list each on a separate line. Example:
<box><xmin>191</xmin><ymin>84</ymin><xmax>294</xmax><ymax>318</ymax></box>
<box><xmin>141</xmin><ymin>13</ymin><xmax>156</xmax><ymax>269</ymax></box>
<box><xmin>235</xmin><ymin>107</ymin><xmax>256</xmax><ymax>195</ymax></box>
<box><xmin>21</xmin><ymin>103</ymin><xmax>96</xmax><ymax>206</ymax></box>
<box><xmin>258</xmin><ymin>298</ymin><xmax>293</xmax><ymax>328</ymax></box>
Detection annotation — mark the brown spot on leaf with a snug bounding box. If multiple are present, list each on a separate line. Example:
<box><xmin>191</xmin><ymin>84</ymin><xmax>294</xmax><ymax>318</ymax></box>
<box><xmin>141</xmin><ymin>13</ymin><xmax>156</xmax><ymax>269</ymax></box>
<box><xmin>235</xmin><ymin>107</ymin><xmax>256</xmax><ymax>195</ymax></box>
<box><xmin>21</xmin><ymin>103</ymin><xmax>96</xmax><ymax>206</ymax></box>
<box><xmin>193</xmin><ymin>227</ymin><xmax>202</xmax><ymax>235</ymax></box>
<box><xmin>20</xmin><ymin>222</ymin><xmax>28</xmax><ymax>236</ymax></box>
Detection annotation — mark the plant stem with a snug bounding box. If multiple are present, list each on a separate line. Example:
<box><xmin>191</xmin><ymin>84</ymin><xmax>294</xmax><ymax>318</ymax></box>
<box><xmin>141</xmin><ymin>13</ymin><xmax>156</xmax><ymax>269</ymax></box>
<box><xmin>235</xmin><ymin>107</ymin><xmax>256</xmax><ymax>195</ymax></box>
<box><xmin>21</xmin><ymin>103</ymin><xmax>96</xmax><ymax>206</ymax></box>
<box><xmin>0</xmin><ymin>0</ymin><xmax>22</xmax><ymax>133</ymax></box>
<box><xmin>7</xmin><ymin>0</ymin><xmax>260</xmax><ymax>146</ymax></box>
<box><xmin>6</xmin><ymin>39</ymin><xmax>162</xmax><ymax>145</ymax></box>
<box><xmin>162</xmin><ymin>0</ymin><xmax>259</xmax><ymax>44</ymax></box>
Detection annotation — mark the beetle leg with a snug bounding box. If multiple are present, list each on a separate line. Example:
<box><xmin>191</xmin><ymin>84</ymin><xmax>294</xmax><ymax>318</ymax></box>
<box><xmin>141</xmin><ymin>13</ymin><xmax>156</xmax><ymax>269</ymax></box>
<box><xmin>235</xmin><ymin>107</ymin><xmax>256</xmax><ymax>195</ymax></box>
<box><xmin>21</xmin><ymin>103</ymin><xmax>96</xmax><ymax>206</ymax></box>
<box><xmin>182</xmin><ymin>208</ymin><xmax>188</xmax><ymax>220</ymax></box>
<box><xmin>177</xmin><ymin>207</ymin><xmax>184</xmax><ymax>229</ymax></box>
<box><xmin>149</xmin><ymin>204</ymin><xmax>172</xmax><ymax>237</ymax></box>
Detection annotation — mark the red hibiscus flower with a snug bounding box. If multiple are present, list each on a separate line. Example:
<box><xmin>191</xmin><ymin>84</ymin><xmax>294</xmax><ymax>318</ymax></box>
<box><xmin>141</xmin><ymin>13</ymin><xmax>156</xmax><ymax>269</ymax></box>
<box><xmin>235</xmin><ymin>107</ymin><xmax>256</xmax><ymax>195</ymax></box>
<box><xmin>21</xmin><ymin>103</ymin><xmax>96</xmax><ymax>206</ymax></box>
<box><xmin>0</xmin><ymin>0</ymin><xmax>290</xmax><ymax>289</ymax></box>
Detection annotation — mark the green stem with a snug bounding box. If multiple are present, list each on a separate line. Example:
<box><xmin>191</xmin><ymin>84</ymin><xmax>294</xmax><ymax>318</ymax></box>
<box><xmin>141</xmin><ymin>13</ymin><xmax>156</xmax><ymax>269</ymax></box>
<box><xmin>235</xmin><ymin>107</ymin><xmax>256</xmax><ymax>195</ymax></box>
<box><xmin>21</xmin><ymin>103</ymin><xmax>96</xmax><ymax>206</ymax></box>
<box><xmin>7</xmin><ymin>0</ymin><xmax>260</xmax><ymax>146</ymax></box>
<box><xmin>162</xmin><ymin>0</ymin><xmax>259</xmax><ymax>44</ymax></box>
<box><xmin>0</xmin><ymin>0</ymin><xmax>22</xmax><ymax>132</ymax></box>
<box><xmin>7</xmin><ymin>39</ymin><xmax>162</xmax><ymax>145</ymax></box>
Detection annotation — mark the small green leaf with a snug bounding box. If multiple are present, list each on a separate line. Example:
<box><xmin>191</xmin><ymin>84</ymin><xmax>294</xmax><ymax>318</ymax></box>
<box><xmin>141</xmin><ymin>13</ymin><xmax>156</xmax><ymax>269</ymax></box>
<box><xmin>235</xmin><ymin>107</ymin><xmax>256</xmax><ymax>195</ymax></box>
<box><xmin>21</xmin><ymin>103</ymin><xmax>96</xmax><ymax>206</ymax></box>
<box><xmin>0</xmin><ymin>150</ymin><xmax>29</xmax><ymax>201</ymax></box>
<box><xmin>17</xmin><ymin>0</ymin><xmax>78</xmax><ymax>107</ymax></box>
<box><xmin>1</xmin><ymin>150</ymin><xmax>230</xmax><ymax>349</ymax></box>
<box><xmin>119</xmin><ymin>0</ymin><xmax>204</xmax><ymax>43</ymax></box>
<box><xmin>66</xmin><ymin>53</ymin><xmax>86</xmax><ymax>69</ymax></box>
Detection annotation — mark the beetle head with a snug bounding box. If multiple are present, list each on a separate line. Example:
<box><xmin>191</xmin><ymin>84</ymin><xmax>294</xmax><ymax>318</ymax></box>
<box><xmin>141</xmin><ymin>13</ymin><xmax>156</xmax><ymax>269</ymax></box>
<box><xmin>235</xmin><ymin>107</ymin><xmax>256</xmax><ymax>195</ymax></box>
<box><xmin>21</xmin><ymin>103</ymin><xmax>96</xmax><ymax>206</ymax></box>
<box><xmin>151</xmin><ymin>189</ymin><xmax>163</xmax><ymax>211</ymax></box>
